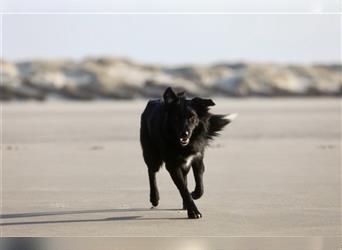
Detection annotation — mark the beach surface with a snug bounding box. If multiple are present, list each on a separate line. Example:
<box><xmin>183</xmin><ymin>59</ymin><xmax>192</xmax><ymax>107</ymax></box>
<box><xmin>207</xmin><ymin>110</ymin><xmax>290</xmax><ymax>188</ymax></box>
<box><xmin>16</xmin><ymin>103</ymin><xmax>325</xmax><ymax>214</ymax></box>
<box><xmin>1</xmin><ymin>99</ymin><xmax>340</xmax><ymax>239</ymax></box>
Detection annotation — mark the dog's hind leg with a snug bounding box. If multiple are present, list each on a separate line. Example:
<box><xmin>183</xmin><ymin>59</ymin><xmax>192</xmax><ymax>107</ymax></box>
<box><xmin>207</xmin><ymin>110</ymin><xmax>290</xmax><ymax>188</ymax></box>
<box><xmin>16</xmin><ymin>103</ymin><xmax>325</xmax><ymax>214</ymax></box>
<box><xmin>191</xmin><ymin>159</ymin><xmax>204</xmax><ymax>200</ymax></box>
<box><xmin>143</xmin><ymin>154</ymin><xmax>162</xmax><ymax>207</ymax></box>
<box><xmin>140</xmin><ymin>121</ymin><xmax>162</xmax><ymax>207</ymax></box>
<box><xmin>148</xmin><ymin>167</ymin><xmax>160</xmax><ymax>207</ymax></box>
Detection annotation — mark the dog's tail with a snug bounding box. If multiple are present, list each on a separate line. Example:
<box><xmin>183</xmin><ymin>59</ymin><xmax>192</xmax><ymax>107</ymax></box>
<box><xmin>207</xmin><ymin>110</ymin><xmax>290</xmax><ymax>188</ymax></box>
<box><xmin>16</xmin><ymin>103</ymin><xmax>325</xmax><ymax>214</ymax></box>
<box><xmin>207</xmin><ymin>113</ymin><xmax>238</xmax><ymax>139</ymax></box>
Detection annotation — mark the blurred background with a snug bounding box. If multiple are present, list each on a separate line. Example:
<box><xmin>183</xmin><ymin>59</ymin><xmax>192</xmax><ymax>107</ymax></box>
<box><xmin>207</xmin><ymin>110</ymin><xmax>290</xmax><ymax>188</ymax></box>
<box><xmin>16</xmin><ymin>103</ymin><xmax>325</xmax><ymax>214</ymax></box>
<box><xmin>1</xmin><ymin>3</ymin><xmax>341</xmax><ymax>100</ymax></box>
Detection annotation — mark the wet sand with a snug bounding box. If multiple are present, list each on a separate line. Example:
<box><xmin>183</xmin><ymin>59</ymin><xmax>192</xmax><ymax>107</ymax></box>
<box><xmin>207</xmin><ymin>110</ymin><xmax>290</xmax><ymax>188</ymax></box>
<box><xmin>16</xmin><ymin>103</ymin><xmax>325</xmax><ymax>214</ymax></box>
<box><xmin>1</xmin><ymin>99</ymin><xmax>340</xmax><ymax>240</ymax></box>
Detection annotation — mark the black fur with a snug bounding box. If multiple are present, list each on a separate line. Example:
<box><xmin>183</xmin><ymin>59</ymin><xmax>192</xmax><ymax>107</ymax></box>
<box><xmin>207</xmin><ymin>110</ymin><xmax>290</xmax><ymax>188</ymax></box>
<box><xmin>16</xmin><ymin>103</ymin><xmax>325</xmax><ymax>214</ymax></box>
<box><xmin>140</xmin><ymin>87</ymin><xmax>233</xmax><ymax>219</ymax></box>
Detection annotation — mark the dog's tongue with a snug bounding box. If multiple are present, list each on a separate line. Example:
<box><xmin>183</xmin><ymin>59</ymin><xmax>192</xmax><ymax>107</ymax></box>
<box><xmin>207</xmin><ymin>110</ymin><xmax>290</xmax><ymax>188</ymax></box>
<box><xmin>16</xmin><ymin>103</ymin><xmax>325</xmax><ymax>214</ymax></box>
<box><xmin>180</xmin><ymin>137</ymin><xmax>189</xmax><ymax>144</ymax></box>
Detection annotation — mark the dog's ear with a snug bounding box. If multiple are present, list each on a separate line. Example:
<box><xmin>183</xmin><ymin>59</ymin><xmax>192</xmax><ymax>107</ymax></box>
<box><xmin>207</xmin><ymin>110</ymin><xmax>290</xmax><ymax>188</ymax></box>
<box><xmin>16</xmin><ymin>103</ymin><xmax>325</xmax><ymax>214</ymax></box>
<box><xmin>191</xmin><ymin>97</ymin><xmax>215</xmax><ymax>117</ymax></box>
<box><xmin>163</xmin><ymin>87</ymin><xmax>177</xmax><ymax>105</ymax></box>
<box><xmin>191</xmin><ymin>97</ymin><xmax>215</xmax><ymax>116</ymax></box>
<box><xmin>198</xmin><ymin>98</ymin><xmax>215</xmax><ymax>107</ymax></box>
<box><xmin>177</xmin><ymin>91</ymin><xmax>185</xmax><ymax>97</ymax></box>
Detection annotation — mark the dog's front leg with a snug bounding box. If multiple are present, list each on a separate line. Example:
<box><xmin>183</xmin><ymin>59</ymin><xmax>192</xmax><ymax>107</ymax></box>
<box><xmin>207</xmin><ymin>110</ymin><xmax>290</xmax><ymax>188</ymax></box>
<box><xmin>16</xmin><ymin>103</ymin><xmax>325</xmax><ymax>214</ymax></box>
<box><xmin>191</xmin><ymin>159</ymin><xmax>204</xmax><ymax>200</ymax></box>
<box><xmin>182</xmin><ymin>168</ymin><xmax>190</xmax><ymax>210</ymax></box>
<box><xmin>167</xmin><ymin>166</ymin><xmax>202</xmax><ymax>219</ymax></box>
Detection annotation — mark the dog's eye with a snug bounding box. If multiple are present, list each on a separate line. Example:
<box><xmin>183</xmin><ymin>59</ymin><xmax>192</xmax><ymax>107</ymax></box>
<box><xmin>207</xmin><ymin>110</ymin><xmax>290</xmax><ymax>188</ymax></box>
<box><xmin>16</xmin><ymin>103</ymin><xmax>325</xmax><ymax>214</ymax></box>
<box><xmin>188</xmin><ymin>115</ymin><xmax>196</xmax><ymax>122</ymax></box>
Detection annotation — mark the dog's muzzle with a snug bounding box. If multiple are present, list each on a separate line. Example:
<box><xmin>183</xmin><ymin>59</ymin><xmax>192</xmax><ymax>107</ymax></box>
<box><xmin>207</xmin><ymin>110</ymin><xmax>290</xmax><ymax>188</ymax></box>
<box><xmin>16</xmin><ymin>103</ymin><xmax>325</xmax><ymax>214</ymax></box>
<box><xmin>179</xmin><ymin>130</ymin><xmax>190</xmax><ymax>146</ymax></box>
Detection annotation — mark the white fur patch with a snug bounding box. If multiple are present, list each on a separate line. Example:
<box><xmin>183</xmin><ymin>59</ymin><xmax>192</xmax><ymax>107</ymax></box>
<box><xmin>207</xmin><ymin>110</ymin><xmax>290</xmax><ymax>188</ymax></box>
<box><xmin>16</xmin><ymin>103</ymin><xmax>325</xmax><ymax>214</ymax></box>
<box><xmin>185</xmin><ymin>155</ymin><xmax>195</xmax><ymax>167</ymax></box>
<box><xmin>225</xmin><ymin>113</ymin><xmax>238</xmax><ymax>122</ymax></box>
<box><xmin>183</xmin><ymin>152</ymin><xmax>201</xmax><ymax>169</ymax></box>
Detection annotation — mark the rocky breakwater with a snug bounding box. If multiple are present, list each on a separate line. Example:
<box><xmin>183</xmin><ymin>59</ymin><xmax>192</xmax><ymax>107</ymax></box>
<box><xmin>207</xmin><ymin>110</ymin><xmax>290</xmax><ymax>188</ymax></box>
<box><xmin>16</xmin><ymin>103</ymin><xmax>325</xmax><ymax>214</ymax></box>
<box><xmin>1</xmin><ymin>58</ymin><xmax>341</xmax><ymax>100</ymax></box>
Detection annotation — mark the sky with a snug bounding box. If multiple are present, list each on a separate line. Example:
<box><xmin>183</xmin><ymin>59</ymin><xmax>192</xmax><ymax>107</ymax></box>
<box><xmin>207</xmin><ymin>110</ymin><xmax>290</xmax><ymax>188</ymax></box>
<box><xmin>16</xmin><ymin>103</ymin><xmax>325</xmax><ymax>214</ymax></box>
<box><xmin>1</xmin><ymin>0</ymin><xmax>341</xmax><ymax>64</ymax></box>
<box><xmin>1</xmin><ymin>0</ymin><xmax>340</xmax><ymax>12</ymax></box>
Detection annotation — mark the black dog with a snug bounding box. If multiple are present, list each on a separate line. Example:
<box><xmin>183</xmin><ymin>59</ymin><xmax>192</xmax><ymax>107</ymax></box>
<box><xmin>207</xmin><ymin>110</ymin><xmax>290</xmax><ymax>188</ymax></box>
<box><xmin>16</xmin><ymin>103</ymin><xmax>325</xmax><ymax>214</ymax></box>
<box><xmin>140</xmin><ymin>87</ymin><xmax>237</xmax><ymax>219</ymax></box>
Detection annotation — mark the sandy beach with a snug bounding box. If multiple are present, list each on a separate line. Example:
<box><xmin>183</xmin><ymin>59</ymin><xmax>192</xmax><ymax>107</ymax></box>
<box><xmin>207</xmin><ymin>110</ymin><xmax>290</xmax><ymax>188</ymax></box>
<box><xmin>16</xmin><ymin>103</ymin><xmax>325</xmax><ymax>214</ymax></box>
<box><xmin>1</xmin><ymin>99</ymin><xmax>340</xmax><ymax>241</ymax></box>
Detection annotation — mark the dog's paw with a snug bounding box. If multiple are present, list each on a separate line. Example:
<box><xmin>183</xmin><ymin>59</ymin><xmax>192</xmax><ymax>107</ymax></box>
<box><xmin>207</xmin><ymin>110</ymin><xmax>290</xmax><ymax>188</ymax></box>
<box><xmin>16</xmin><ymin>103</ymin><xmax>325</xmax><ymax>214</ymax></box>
<box><xmin>150</xmin><ymin>200</ymin><xmax>159</xmax><ymax>207</ymax></box>
<box><xmin>191</xmin><ymin>190</ymin><xmax>203</xmax><ymax>200</ymax></box>
<box><xmin>150</xmin><ymin>197</ymin><xmax>159</xmax><ymax>207</ymax></box>
<box><xmin>187</xmin><ymin>208</ymin><xmax>202</xmax><ymax>219</ymax></box>
<box><xmin>150</xmin><ymin>193</ymin><xmax>159</xmax><ymax>207</ymax></box>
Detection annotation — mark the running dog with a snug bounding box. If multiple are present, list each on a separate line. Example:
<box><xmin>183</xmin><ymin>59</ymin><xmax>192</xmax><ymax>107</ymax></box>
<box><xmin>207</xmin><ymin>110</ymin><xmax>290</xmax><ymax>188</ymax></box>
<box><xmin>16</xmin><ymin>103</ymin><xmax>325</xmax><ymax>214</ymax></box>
<box><xmin>140</xmin><ymin>87</ymin><xmax>237</xmax><ymax>219</ymax></box>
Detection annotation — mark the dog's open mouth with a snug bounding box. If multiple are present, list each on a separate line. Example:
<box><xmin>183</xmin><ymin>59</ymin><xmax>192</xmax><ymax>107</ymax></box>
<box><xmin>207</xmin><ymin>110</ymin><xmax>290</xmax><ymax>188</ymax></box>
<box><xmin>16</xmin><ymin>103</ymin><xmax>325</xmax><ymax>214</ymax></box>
<box><xmin>179</xmin><ymin>137</ymin><xmax>190</xmax><ymax>146</ymax></box>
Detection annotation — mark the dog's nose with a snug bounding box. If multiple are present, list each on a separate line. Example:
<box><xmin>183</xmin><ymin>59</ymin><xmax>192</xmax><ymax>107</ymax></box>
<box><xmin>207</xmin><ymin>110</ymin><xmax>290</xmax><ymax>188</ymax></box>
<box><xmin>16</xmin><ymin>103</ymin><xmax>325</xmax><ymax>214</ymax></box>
<box><xmin>181</xmin><ymin>130</ymin><xmax>189</xmax><ymax>138</ymax></box>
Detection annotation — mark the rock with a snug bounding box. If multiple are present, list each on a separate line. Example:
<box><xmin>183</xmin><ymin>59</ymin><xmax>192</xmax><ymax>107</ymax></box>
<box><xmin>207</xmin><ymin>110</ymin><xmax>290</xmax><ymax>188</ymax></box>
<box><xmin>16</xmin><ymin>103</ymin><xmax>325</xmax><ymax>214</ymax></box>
<box><xmin>0</xmin><ymin>58</ymin><xmax>340</xmax><ymax>100</ymax></box>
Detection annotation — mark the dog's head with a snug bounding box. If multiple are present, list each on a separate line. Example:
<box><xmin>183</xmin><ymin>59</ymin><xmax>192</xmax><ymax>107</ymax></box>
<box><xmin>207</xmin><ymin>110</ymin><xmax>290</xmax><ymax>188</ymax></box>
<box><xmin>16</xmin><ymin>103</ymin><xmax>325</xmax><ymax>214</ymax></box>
<box><xmin>163</xmin><ymin>87</ymin><xmax>215</xmax><ymax>147</ymax></box>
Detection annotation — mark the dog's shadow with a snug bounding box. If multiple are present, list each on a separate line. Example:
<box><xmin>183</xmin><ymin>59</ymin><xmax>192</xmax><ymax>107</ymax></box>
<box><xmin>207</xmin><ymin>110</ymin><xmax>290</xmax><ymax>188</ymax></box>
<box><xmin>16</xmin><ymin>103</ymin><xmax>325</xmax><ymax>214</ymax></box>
<box><xmin>0</xmin><ymin>208</ymin><xmax>188</xmax><ymax>226</ymax></box>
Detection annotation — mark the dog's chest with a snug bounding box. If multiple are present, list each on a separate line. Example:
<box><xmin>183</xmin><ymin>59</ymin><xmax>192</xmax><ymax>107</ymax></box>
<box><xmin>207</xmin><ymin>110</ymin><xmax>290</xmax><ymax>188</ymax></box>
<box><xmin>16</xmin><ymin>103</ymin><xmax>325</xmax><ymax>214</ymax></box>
<box><xmin>182</xmin><ymin>152</ymin><xmax>201</xmax><ymax>169</ymax></box>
